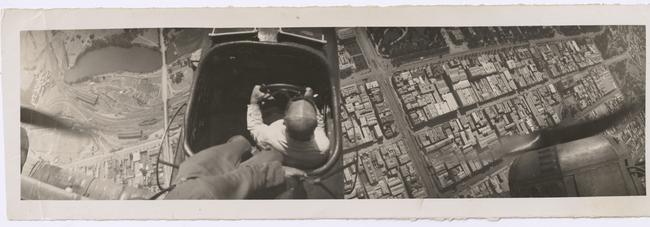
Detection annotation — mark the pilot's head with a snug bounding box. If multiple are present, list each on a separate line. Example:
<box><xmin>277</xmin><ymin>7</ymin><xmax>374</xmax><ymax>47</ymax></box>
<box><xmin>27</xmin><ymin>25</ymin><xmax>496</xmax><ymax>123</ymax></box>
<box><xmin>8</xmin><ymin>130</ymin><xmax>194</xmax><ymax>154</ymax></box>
<box><xmin>284</xmin><ymin>98</ymin><xmax>318</xmax><ymax>141</ymax></box>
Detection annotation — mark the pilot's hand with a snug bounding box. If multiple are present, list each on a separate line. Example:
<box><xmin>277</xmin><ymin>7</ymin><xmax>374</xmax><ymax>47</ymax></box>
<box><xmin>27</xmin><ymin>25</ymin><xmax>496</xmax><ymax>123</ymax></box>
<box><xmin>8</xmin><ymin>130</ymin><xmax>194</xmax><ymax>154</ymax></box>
<box><xmin>250</xmin><ymin>85</ymin><xmax>270</xmax><ymax>104</ymax></box>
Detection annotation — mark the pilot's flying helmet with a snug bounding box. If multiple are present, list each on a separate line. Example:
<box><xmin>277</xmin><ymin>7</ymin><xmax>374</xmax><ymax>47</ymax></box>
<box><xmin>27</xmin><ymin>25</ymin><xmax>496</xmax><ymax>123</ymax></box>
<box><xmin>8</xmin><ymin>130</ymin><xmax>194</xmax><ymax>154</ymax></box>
<box><xmin>284</xmin><ymin>98</ymin><xmax>318</xmax><ymax>141</ymax></box>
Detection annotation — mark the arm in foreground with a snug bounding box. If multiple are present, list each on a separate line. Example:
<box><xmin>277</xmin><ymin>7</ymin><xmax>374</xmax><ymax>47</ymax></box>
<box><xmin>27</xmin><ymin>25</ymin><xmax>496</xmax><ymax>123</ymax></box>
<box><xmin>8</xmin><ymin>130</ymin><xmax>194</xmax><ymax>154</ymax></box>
<box><xmin>165</xmin><ymin>161</ymin><xmax>285</xmax><ymax>199</ymax></box>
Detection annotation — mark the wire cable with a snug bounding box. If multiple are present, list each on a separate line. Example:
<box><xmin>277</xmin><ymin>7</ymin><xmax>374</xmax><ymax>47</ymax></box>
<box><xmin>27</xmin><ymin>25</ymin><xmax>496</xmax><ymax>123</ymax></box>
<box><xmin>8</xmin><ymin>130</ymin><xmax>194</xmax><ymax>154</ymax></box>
<box><xmin>151</xmin><ymin>102</ymin><xmax>187</xmax><ymax>199</ymax></box>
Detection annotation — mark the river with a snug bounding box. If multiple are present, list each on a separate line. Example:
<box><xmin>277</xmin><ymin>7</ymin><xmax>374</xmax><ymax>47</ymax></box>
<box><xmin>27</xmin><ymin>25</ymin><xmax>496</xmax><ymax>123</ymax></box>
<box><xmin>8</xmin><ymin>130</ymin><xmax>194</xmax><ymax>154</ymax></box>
<box><xmin>64</xmin><ymin>46</ymin><xmax>162</xmax><ymax>83</ymax></box>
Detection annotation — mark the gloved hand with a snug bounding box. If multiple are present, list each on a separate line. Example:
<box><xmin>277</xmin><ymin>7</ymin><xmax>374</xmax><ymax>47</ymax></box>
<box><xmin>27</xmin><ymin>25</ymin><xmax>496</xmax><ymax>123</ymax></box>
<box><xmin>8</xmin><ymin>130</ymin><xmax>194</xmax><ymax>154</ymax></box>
<box><xmin>165</xmin><ymin>135</ymin><xmax>295</xmax><ymax>200</ymax></box>
<box><xmin>166</xmin><ymin>160</ymin><xmax>287</xmax><ymax>200</ymax></box>
<box><xmin>165</xmin><ymin>142</ymin><xmax>310</xmax><ymax>200</ymax></box>
<box><xmin>282</xmin><ymin>166</ymin><xmax>307</xmax><ymax>178</ymax></box>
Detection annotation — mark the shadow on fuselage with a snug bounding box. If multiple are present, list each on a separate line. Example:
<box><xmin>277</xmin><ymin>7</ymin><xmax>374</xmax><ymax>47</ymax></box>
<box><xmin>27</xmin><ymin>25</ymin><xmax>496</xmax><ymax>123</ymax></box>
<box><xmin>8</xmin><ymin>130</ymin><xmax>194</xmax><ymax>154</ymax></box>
<box><xmin>507</xmin><ymin>103</ymin><xmax>645</xmax><ymax>197</ymax></box>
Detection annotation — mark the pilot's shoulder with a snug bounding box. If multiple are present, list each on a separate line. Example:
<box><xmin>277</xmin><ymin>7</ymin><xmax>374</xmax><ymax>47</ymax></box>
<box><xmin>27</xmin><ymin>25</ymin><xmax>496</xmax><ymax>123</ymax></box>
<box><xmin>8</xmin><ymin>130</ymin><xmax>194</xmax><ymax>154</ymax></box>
<box><xmin>314</xmin><ymin>133</ymin><xmax>330</xmax><ymax>151</ymax></box>
<box><xmin>269</xmin><ymin>120</ymin><xmax>287</xmax><ymax>131</ymax></box>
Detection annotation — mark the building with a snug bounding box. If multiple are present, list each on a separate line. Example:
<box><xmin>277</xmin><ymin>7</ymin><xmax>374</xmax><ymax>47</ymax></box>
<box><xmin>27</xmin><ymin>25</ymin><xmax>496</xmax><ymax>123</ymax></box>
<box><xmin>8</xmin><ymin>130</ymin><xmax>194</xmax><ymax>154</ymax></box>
<box><xmin>76</xmin><ymin>89</ymin><xmax>99</xmax><ymax>106</ymax></box>
<box><xmin>117</xmin><ymin>130</ymin><xmax>143</xmax><ymax>140</ymax></box>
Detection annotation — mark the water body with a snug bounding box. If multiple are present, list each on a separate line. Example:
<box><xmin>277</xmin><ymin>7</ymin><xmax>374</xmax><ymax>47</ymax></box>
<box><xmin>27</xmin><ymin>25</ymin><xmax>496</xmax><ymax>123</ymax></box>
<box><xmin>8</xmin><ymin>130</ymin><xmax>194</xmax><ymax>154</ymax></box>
<box><xmin>64</xmin><ymin>46</ymin><xmax>162</xmax><ymax>83</ymax></box>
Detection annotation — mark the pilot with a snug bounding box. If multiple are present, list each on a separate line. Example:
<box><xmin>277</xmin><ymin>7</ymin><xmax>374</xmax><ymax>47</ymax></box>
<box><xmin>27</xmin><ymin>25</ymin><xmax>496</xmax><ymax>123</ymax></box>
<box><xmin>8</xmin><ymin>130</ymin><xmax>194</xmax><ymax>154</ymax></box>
<box><xmin>165</xmin><ymin>135</ymin><xmax>306</xmax><ymax>199</ymax></box>
<box><xmin>247</xmin><ymin>85</ymin><xmax>330</xmax><ymax>168</ymax></box>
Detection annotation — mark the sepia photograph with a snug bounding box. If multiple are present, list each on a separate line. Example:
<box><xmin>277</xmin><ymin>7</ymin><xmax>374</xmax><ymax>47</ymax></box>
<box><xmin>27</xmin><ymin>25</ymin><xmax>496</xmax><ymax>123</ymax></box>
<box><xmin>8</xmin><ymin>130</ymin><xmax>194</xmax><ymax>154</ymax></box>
<box><xmin>3</xmin><ymin>6</ymin><xmax>650</xmax><ymax>220</ymax></box>
<box><xmin>19</xmin><ymin>25</ymin><xmax>645</xmax><ymax>200</ymax></box>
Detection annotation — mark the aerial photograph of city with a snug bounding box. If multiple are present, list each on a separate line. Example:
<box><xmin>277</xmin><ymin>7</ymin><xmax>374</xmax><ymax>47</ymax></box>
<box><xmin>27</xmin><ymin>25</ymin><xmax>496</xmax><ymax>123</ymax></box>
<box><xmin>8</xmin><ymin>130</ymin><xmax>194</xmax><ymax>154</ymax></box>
<box><xmin>337</xmin><ymin>26</ymin><xmax>645</xmax><ymax>199</ymax></box>
<box><xmin>19</xmin><ymin>26</ymin><xmax>645</xmax><ymax>200</ymax></box>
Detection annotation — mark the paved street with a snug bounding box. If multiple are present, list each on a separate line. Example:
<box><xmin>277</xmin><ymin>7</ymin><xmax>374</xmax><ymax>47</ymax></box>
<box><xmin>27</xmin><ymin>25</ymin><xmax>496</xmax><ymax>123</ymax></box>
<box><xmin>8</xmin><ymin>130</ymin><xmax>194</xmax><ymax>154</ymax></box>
<box><xmin>353</xmin><ymin>28</ymin><xmax>441</xmax><ymax>197</ymax></box>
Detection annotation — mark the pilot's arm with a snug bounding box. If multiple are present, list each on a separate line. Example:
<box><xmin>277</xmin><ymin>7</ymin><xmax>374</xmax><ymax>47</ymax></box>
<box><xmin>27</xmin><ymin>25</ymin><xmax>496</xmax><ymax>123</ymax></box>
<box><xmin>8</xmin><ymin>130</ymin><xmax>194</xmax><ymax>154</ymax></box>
<box><xmin>247</xmin><ymin>103</ymin><xmax>268</xmax><ymax>142</ymax></box>
<box><xmin>247</xmin><ymin>85</ymin><xmax>271</xmax><ymax>143</ymax></box>
<box><xmin>314</xmin><ymin>110</ymin><xmax>330</xmax><ymax>154</ymax></box>
<box><xmin>305</xmin><ymin>87</ymin><xmax>330</xmax><ymax>154</ymax></box>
